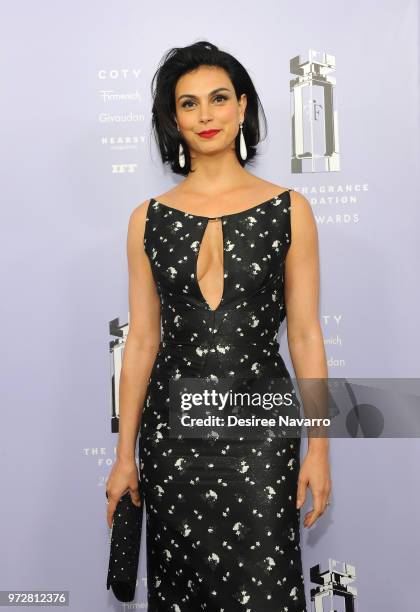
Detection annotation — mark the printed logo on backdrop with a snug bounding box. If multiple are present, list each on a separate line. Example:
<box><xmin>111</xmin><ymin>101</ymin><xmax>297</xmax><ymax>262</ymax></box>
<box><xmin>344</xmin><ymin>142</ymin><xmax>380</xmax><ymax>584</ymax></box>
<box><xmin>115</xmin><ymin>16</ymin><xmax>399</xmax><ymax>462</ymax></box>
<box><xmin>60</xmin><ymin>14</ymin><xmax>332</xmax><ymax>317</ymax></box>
<box><xmin>85</xmin><ymin>312</ymin><xmax>127</xmax><ymax>486</ymax></box>
<box><xmin>101</xmin><ymin>135</ymin><xmax>146</xmax><ymax>152</ymax></box>
<box><xmin>290</xmin><ymin>50</ymin><xmax>340</xmax><ymax>173</ymax></box>
<box><xmin>310</xmin><ymin>558</ymin><xmax>358</xmax><ymax>609</ymax></box>
<box><xmin>109</xmin><ymin>315</ymin><xmax>129</xmax><ymax>433</ymax></box>
<box><xmin>291</xmin><ymin>50</ymin><xmax>364</xmax><ymax>231</ymax></box>
<box><xmin>97</xmin><ymin>68</ymin><xmax>146</xmax><ymax>126</ymax></box>
<box><xmin>323</xmin><ymin>313</ymin><xmax>344</xmax><ymax>369</ymax></box>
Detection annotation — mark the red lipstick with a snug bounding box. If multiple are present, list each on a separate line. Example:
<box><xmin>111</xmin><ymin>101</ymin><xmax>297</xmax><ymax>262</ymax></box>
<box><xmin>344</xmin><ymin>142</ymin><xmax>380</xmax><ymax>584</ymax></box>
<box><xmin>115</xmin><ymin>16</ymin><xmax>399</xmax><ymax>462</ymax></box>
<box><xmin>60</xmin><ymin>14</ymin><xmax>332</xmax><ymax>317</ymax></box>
<box><xmin>198</xmin><ymin>129</ymin><xmax>221</xmax><ymax>139</ymax></box>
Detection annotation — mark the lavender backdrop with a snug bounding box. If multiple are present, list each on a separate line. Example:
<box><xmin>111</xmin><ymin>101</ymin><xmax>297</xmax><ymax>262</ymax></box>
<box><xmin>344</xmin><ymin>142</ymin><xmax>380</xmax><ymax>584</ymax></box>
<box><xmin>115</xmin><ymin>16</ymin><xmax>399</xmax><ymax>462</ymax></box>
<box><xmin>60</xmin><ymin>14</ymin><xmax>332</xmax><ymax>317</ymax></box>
<box><xmin>1</xmin><ymin>0</ymin><xmax>419</xmax><ymax>609</ymax></box>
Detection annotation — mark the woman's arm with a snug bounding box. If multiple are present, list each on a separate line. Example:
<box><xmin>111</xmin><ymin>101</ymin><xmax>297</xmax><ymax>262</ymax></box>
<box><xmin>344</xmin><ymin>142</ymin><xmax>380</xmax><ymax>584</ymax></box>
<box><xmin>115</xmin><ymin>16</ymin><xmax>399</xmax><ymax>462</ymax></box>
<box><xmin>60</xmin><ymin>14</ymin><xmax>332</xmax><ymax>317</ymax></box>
<box><xmin>284</xmin><ymin>190</ymin><xmax>332</xmax><ymax>528</ymax></box>
<box><xmin>117</xmin><ymin>199</ymin><xmax>161</xmax><ymax>462</ymax></box>
<box><xmin>284</xmin><ymin>190</ymin><xmax>328</xmax><ymax>446</ymax></box>
<box><xmin>106</xmin><ymin>199</ymin><xmax>161</xmax><ymax>527</ymax></box>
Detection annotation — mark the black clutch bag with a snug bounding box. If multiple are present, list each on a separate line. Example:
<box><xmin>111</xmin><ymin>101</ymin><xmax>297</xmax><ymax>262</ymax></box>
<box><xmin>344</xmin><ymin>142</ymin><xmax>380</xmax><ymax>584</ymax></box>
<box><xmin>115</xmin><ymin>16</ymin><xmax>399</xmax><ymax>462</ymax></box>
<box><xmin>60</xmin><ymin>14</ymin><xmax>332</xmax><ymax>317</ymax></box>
<box><xmin>106</xmin><ymin>480</ymin><xmax>143</xmax><ymax>602</ymax></box>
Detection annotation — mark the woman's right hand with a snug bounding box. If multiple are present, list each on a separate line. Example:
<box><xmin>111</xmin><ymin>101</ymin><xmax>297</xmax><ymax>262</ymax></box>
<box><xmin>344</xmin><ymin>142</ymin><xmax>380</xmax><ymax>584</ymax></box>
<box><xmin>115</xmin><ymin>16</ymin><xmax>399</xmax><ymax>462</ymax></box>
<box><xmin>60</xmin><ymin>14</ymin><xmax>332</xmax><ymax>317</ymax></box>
<box><xmin>105</xmin><ymin>457</ymin><xmax>142</xmax><ymax>528</ymax></box>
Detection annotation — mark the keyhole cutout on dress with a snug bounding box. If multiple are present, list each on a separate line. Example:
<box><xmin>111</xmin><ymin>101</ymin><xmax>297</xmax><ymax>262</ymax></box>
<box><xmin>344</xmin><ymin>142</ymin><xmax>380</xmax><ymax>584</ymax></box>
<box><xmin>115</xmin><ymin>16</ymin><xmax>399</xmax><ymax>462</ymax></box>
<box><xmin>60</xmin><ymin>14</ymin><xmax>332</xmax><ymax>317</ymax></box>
<box><xmin>195</xmin><ymin>218</ymin><xmax>224</xmax><ymax>311</ymax></box>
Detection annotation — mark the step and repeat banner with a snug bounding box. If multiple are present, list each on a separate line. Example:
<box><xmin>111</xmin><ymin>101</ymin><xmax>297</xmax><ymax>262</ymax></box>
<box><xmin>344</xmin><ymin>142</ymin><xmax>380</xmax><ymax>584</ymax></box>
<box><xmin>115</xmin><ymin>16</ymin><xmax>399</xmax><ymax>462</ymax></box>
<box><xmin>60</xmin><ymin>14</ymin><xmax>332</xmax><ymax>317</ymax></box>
<box><xmin>2</xmin><ymin>0</ymin><xmax>419</xmax><ymax>610</ymax></box>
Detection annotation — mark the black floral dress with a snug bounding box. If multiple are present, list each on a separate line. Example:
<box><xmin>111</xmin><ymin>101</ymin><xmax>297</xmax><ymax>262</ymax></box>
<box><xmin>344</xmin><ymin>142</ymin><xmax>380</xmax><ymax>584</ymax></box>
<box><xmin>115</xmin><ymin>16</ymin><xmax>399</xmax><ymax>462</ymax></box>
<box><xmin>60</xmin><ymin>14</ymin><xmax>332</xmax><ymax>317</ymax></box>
<box><xmin>139</xmin><ymin>189</ymin><xmax>307</xmax><ymax>611</ymax></box>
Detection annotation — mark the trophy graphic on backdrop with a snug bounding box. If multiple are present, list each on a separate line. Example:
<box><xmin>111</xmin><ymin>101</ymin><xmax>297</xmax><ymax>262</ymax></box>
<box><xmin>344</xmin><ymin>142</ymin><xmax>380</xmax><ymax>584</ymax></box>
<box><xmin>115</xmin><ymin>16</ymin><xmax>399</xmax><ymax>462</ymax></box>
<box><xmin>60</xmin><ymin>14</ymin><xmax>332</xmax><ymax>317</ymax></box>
<box><xmin>109</xmin><ymin>314</ymin><xmax>129</xmax><ymax>432</ymax></box>
<box><xmin>290</xmin><ymin>49</ymin><xmax>340</xmax><ymax>173</ymax></box>
<box><xmin>310</xmin><ymin>558</ymin><xmax>357</xmax><ymax>611</ymax></box>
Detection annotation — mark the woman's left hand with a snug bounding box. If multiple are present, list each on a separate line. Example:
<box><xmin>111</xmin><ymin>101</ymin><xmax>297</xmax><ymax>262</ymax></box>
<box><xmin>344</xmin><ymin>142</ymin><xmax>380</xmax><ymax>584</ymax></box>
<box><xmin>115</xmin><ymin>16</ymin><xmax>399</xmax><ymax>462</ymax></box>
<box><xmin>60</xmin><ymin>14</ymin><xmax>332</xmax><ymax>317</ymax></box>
<box><xmin>296</xmin><ymin>448</ymin><xmax>332</xmax><ymax>528</ymax></box>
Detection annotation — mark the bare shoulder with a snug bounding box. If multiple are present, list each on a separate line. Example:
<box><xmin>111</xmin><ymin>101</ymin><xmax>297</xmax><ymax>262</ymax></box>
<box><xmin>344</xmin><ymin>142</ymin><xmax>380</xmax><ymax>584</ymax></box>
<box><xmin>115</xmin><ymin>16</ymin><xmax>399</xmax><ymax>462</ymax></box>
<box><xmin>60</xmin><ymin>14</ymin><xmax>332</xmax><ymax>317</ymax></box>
<box><xmin>290</xmin><ymin>189</ymin><xmax>313</xmax><ymax>212</ymax></box>
<box><xmin>288</xmin><ymin>191</ymin><xmax>318</xmax><ymax>250</ymax></box>
<box><xmin>124</xmin><ymin>200</ymin><xmax>153</xmax><ymax>262</ymax></box>
<box><xmin>130</xmin><ymin>198</ymin><xmax>151</xmax><ymax>224</ymax></box>
<box><xmin>290</xmin><ymin>190</ymin><xmax>315</xmax><ymax>224</ymax></box>
<box><xmin>127</xmin><ymin>198</ymin><xmax>152</xmax><ymax>238</ymax></box>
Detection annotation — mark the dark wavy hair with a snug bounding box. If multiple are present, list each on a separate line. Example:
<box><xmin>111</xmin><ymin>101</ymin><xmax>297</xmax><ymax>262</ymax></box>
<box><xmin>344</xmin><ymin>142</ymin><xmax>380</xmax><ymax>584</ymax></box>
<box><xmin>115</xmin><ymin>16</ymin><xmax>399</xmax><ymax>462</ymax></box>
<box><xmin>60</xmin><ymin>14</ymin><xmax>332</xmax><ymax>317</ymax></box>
<box><xmin>150</xmin><ymin>40</ymin><xmax>268</xmax><ymax>176</ymax></box>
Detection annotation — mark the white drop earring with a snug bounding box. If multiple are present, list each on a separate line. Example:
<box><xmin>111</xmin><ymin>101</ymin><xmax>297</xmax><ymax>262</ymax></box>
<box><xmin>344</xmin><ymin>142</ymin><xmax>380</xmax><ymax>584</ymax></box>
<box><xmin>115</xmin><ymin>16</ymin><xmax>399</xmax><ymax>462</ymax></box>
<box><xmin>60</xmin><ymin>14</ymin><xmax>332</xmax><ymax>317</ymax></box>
<box><xmin>177</xmin><ymin>124</ymin><xmax>185</xmax><ymax>168</ymax></box>
<box><xmin>178</xmin><ymin>142</ymin><xmax>185</xmax><ymax>168</ymax></box>
<box><xmin>239</xmin><ymin>121</ymin><xmax>247</xmax><ymax>161</ymax></box>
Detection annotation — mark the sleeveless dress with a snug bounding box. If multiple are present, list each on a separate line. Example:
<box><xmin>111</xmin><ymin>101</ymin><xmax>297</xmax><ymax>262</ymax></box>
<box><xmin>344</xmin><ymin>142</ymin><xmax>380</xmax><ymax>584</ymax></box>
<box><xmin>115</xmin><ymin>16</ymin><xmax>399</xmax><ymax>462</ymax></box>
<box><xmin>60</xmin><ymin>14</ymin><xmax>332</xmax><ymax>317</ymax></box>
<box><xmin>139</xmin><ymin>189</ymin><xmax>307</xmax><ymax>611</ymax></box>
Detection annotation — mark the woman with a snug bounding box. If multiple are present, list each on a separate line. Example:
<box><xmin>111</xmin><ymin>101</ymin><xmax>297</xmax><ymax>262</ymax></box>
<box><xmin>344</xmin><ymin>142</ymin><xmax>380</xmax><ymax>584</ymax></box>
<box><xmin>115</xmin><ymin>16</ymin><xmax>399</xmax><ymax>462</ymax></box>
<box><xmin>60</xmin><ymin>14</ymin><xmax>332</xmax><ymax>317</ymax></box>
<box><xmin>106</xmin><ymin>41</ymin><xmax>331</xmax><ymax>611</ymax></box>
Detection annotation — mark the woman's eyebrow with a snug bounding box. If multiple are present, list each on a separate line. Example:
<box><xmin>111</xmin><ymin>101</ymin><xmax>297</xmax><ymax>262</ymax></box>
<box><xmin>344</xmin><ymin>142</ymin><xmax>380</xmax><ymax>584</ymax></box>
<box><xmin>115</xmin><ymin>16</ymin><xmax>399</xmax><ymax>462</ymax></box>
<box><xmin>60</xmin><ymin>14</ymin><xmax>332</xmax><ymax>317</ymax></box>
<box><xmin>177</xmin><ymin>87</ymin><xmax>231</xmax><ymax>101</ymax></box>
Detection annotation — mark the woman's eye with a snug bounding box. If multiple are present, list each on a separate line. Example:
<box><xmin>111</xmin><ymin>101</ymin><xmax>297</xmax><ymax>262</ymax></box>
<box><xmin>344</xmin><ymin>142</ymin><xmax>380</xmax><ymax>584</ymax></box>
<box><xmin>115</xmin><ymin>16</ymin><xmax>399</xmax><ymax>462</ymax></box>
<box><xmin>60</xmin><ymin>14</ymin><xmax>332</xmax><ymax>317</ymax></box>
<box><xmin>181</xmin><ymin>95</ymin><xmax>227</xmax><ymax>109</ymax></box>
